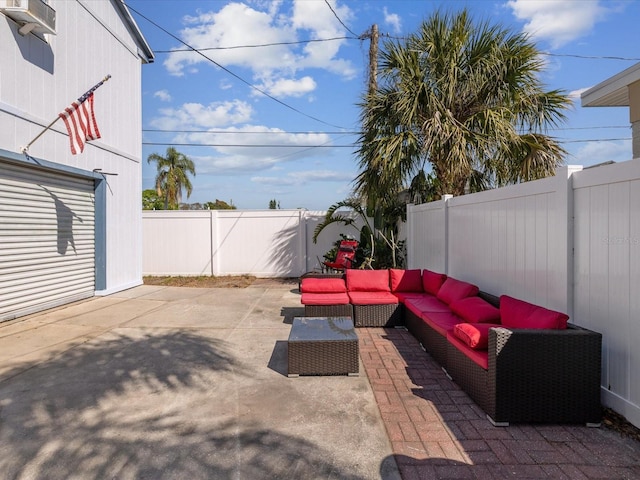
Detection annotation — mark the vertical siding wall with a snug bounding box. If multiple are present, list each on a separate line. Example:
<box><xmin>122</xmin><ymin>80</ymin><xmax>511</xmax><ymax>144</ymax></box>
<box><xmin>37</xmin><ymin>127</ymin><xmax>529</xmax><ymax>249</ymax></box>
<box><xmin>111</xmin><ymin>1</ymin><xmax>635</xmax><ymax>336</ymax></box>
<box><xmin>0</xmin><ymin>0</ymin><xmax>148</xmax><ymax>295</ymax></box>
<box><xmin>407</xmin><ymin>160</ymin><xmax>640</xmax><ymax>428</ymax></box>
<box><xmin>142</xmin><ymin>210</ymin><xmax>365</xmax><ymax>277</ymax></box>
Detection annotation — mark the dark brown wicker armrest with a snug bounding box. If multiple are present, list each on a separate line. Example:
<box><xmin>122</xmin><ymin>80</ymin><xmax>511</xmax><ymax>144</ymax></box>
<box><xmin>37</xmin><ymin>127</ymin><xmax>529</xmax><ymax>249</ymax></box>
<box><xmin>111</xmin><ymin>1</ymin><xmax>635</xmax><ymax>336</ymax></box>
<box><xmin>487</xmin><ymin>324</ymin><xmax>602</xmax><ymax>425</ymax></box>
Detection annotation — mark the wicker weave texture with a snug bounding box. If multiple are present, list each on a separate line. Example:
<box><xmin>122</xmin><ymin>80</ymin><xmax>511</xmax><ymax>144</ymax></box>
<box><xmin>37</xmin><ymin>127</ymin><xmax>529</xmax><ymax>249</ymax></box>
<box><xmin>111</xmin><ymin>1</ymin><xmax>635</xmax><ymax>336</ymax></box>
<box><xmin>404</xmin><ymin>308</ymin><xmax>448</xmax><ymax>366</ymax></box>
<box><xmin>446</xmin><ymin>342</ymin><xmax>490</xmax><ymax>413</ymax></box>
<box><xmin>489</xmin><ymin>326</ymin><xmax>602</xmax><ymax>424</ymax></box>
<box><xmin>353</xmin><ymin>303</ymin><xmax>402</xmax><ymax>327</ymax></box>
<box><xmin>304</xmin><ymin>304</ymin><xmax>353</xmax><ymax>318</ymax></box>
<box><xmin>288</xmin><ymin>340</ymin><xmax>359</xmax><ymax>376</ymax></box>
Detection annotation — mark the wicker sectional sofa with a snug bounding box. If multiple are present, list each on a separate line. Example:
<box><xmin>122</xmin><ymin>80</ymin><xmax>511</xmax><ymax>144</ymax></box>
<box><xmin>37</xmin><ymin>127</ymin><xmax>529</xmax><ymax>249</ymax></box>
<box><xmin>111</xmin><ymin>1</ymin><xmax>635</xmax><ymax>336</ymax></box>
<box><xmin>299</xmin><ymin>268</ymin><xmax>602</xmax><ymax>426</ymax></box>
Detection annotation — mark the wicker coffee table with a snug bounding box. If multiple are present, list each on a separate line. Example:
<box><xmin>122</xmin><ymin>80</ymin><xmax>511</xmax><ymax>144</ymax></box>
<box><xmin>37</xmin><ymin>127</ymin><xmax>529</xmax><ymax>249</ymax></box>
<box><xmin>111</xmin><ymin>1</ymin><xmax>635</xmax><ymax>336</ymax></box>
<box><xmin>287</xmin><ymin>317</ymin><xmax>359</xmax><ymax>377</ymax></box>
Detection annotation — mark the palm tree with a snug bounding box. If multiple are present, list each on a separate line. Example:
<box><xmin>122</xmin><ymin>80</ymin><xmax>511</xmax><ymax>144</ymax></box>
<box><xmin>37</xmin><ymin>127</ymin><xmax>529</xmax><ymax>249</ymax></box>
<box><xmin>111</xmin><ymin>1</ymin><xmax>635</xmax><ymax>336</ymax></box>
<box><xmin>147</xmin><ymin>147</ymin><xmax>196</xmax><ymax>210</ymax></box>
<box><xmin>356</xmin><ymin>9</ymin><xmax>571</xmax><ymax>201</ymax></box>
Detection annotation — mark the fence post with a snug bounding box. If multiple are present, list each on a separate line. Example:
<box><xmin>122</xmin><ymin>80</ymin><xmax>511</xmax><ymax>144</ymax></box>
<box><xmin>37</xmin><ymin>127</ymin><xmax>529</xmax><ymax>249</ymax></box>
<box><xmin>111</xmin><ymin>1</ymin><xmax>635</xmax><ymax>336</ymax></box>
<box><xmin>442</xmin><ymin>194</ymin><xmax>453</xmax><ymax>275</ymax></box>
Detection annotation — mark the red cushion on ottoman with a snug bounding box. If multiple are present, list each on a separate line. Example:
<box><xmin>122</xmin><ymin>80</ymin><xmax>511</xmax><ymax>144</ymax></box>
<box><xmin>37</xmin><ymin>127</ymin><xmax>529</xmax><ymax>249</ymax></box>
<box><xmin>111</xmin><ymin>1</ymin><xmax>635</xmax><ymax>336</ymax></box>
<box><xmin>500</xmin><ymin>295</ymin><xmax>569</xmax><ymax>329</ymax></box>
<box><xmin>390</xmin><ymin>269</ymin><xmax>423</xmax><ymax>293</ymax></box>
<box><xmin>346</xmin><ymin>269</ymin><xmax>390</xmax><ymax>292</ymax></box>
<box><xmin>449</xmin><ymin>296</ymin><xmax>500</xmax><ymax>324</ymax></box>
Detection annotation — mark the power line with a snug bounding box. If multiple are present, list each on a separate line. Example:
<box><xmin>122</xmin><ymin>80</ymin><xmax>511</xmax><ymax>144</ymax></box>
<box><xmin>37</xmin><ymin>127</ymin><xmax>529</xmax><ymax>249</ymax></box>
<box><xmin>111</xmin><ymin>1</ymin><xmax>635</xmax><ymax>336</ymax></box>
<box><xmin>143</xmin><ymin>129</ymin><xmax>358</xmax><ymax>134</ymax></box>
<box><xmin>324</xmin><ymin>0</ymin><xmax>360</xmax><ymax>38</ymax></box>
<box><xmin>142</xmin><ymin>142</ymin><xmax>356</xmax><ymax>147</ymax></box>
<box><xmin>143</xmin><ymin>126</ymin><xmax>628</xmax><ymax>135</ymax></box>
<box><xmin>153</xmin><ymin>36</ymin><xmax>359</xmax><ymax>53</ymax></box>
<box><xmin>126</xmin><ymin>4</ymin><xmax>347</xmax><ymax>130</ymax></box>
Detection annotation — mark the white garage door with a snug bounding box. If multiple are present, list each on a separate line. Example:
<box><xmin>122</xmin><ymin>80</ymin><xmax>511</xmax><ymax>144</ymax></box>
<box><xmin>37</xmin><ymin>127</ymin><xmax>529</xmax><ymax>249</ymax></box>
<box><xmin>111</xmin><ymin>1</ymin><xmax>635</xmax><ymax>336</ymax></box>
<box><xmin>0</xmin><ymin>161</ymin><xmax>95</xmax><ymax>321</ymax></box>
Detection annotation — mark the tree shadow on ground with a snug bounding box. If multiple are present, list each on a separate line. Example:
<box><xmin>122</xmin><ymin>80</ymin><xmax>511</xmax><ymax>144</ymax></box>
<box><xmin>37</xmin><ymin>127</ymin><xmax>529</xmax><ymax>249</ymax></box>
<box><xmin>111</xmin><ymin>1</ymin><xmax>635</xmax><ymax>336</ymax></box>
<box><xmin>0</xmin><ymin>330</ymin><xmax>368</xmax><ymax>479</ymax></box>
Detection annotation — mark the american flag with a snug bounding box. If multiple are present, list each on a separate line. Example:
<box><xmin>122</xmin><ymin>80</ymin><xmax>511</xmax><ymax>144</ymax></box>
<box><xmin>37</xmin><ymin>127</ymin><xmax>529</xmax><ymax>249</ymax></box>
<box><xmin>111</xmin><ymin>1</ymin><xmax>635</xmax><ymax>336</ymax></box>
<box><xmin>58</xmin><ymin>92</ymin><xmax>101</xmax><ymax>155</ymax></box>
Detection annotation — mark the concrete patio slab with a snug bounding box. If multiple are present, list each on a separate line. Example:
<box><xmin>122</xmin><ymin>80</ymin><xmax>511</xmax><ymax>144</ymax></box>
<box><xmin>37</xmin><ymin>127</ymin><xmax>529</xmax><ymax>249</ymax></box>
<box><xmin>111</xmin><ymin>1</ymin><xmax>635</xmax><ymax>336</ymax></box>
<box><xmin>0</xmin><ymin>284</ymin><xmax>401</xmax><ymax>480</ymax></box>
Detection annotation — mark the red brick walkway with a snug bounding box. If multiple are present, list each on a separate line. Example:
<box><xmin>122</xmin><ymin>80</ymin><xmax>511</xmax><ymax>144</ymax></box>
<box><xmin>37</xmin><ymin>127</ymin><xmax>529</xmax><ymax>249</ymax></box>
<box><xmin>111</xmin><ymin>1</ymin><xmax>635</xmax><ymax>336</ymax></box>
<box><xmin>358</xmin><ymin>327</ymin><xmax>640</xmax><ymax>480</ymax></box>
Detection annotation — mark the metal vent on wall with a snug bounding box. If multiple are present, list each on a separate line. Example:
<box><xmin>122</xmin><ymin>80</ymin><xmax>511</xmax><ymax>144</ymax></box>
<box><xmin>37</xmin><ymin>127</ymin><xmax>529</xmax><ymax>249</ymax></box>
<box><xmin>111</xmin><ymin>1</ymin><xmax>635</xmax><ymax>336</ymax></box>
<box><xmin>0</xmin><ymin>0</ymin><xmax>56</xmax><ymax>35</ymax></box>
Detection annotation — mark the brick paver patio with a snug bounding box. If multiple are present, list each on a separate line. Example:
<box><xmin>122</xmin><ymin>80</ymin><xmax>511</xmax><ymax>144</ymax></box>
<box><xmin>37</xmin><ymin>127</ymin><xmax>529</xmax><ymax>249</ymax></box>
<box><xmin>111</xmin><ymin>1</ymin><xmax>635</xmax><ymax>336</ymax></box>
<box><xmin>359</xmin><ymin>327</ymin><xmax>640</xmax><ymax>480</ymax></box>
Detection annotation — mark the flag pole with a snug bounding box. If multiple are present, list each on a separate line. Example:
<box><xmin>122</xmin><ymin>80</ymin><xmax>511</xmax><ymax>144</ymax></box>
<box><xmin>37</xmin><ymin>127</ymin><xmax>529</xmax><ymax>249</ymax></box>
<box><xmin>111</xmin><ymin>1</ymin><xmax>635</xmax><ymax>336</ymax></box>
<box><xmin>21</xmin><ymin>74</ymin><xmax>112</xmax><ymax>154</ymax></box>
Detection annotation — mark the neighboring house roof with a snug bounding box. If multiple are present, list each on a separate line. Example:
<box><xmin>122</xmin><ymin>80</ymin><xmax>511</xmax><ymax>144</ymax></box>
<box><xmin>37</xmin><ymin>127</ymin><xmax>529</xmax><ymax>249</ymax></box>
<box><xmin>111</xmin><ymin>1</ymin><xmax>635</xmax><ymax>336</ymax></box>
<box><xmin>581</xmin><ymin>62</ymin><xmax>640</xmax><ymax>107</ymax></box>
<box><xmin>115</xmin><ymin>0</ymin><xmax>154</xmax><ymax>64</ymax></box>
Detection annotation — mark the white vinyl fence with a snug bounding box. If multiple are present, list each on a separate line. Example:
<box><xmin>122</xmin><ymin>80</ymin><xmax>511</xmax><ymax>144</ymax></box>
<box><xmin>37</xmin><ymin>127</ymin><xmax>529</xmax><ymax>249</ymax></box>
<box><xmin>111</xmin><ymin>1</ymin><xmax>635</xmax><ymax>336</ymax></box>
<box><xmin>142</xmin><ymin>209</ymin><xmax>365</xmax><ymax>277</ymax></box>
<box><xmin>406</xmin><ymin>160</ymin><xmax>640</xmax><ymax>429</ymax></box>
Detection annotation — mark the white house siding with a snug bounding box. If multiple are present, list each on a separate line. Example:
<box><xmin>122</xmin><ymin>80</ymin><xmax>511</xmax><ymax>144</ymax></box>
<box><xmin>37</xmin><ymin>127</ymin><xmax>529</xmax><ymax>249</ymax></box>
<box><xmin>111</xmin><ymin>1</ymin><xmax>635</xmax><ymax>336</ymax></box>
<box><xmin>0</xmin><ymin>0</ymin><xmax>152</xmax><ymax>318</ymax></box>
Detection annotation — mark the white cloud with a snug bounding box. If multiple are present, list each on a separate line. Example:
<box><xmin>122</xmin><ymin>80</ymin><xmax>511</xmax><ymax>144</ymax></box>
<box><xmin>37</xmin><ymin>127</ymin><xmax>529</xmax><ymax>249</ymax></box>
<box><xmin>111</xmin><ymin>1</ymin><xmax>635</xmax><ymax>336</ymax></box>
<box><xmin>506</xmin><ymin>0</ymin><xmax>606</xmax><ymax>48</ymax></box>
<box><xmin>568</xmin><ymin>87</ymin><xmax>591</xmax><ymax>101</ymax></box>
<box><xmin>569</xmin><ymin>140</ymin><xmax>632</xmax><ymax>166</ymax></box>
<box><xmin>163</xmin><ymin>1</ymin><xmax>356</xmax><ymax>97</ymax></box>
<box><xmin>153</xmin><ymin>90</ymin><xmax>172</xmax><ymax>102</ymax></box>
<box><xmin>255</xmin><ymin>76</ymin><xmax>317</xmax><ymax>98</ymax></box>
<box><xmin>252</xmin><ymin>169</ymin><xmax>353</xmax><ymax>186</ymax></box>
<box><xmin>150</xmin><ymin>100</ymin><xmax>254</xmax><ymax>130</ymax></box>
<box><xmin>383</xmin><ymin>7</ymin><xmax>401</xmax><ymax>34</ymax></box>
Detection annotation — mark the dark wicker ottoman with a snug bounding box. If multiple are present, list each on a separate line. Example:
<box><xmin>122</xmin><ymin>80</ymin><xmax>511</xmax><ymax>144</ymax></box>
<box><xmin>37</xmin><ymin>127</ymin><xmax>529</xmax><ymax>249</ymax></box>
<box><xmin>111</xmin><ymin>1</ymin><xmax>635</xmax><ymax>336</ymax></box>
<box><xmin>287</xmin><ymin>317</ymin><xmax>359</xmax><ymax>377</ymax></box>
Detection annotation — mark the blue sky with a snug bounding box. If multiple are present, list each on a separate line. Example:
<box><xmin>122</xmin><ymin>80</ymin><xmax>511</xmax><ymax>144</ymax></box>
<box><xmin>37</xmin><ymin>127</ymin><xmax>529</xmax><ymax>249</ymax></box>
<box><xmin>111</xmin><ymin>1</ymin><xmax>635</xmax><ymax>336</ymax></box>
<box><xmin>127</xmin><ymin>0</ymin><xmax>640</xmax><ymax>210</ymax></box>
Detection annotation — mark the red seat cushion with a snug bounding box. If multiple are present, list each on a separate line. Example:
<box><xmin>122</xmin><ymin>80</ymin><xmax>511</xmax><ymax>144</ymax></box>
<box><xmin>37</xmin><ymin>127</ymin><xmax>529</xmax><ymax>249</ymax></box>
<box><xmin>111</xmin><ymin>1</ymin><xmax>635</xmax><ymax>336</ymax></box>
<box><xmin>449</xmin><ymin>296</ymin><xmax>500</xmax><ymax>324</ymax></box>
<box><xmin>436</xmin><ymin>277</ymin><xmax>479</xmax><ymax>305</ymax></box>
<box><xmin>346</xmin><ymin>269</ymin><xmax>390</xmax><ymax>292</ymax></box>
<box><xmin>393</xmin><ymin>291</ymin><xmax>427</xmax><ymax>303</ymax></box>
<box><xmin>419</xmin><ymin>311</ymin><xmax>462</xmax><ymax>336</ymax></box>
<box><xmin>301</xmin><ymin>292</ymin><xmax>350</xmax><ymax>305</ymax></box>
<box><xmin>390</xmin><ymin>269</ymin><xmax>423</xmax><ymax>293</ymax></box>
<box><xmin>500</xmin><ymin>295</ymin><xmax>569</xmax><ymax>329</ymax></box>
<box><xmin>348</xmin><ymin>291</ymin><xmax>398</xmax><ymax>305</ymax></box>
<box><xmin>405</xmin><ymin>296</ymin><xmax>450</xmax><ymax>316</ymax></box>
<box><xmin>300</xmin><ymin>278</ymin><xmax>346</xmax><ymax>293</ymax></box>
<box><xmin>446</xmin><ymin>331</ymin><xmax>489</xmax><ymax>369</ymax></box>
<box><xmin>422</xmin><ymin>270</ymin><xmax>447</xmax><ymax>295</ymax></box>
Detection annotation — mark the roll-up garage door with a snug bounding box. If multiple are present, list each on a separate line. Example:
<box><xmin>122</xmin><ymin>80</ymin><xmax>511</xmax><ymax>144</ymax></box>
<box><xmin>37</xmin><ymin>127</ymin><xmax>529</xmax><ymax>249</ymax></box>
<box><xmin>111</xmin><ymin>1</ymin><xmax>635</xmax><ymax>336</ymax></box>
<box><xmin>0</xmin><ymin>161</ymin><xmax>95</xmax><ymax>321</ymax></box>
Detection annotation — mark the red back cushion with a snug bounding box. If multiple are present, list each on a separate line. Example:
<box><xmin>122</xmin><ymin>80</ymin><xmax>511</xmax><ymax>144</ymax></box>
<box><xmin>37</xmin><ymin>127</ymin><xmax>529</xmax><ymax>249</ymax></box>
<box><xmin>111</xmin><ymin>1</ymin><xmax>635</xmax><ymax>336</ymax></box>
<box><xmin>390</xmin><ymin>269</ymin><xmax>423</xmax><ymax>293</ymax></box>
<box><xmin>436</xmin><ymin>277</ymin><xmax>479</xmax><ymax>305</ymax></box>
<box><xmin>300</xmin><ymin>278</ymin><xmax>346</xmax><ymax>293</ymax></box>
<box><xmin>500</xmin><ymin>296</ymin><xmax>569</xmax><ymax>329</ymax></box>
<box><xmin>422</xmin><ymin>270</ymin><xmax>447</xmax><ymax>295</ymax></box>
<box><xmin>449</xmin><ymin>296</ymin><xmax>500</xmax><ymax>324</ymax></box>
<box><xmin>452</xmin><ymin>322</ymin><xmax>501</xmax><ymax>350</ymax></box>
<box><xmin>346</xmin><ymin>269</ymin><xmax>390</xmax><ymax>292</ymax></box>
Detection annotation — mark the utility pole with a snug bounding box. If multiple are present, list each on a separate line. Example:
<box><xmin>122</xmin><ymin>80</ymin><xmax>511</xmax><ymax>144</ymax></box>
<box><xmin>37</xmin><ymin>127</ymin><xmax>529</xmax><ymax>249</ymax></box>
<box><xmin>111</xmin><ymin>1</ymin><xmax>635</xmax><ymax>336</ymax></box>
<box><xmin>368</xmin><ymin>24</ymin><xmax>379</xmax><ymax>95</ymax></box>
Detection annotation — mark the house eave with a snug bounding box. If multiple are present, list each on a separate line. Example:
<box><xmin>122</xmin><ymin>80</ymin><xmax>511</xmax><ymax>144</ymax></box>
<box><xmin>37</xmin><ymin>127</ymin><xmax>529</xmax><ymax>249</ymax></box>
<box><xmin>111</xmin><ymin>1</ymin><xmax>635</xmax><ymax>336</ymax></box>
<box><xmin>115</xmin><ymin>0</ymin><xmax>154</xmax><ymax>64</ymax></box>
<box><xmin>581</xmin><ymin>62</ymin><xmax>640</xmax><ymax>108</ymax></box>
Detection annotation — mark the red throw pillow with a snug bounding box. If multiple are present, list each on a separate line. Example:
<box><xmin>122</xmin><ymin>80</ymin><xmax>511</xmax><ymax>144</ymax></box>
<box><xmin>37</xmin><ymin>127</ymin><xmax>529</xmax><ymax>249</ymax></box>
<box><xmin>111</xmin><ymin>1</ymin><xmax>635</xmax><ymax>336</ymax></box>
<box><xmin>452</xmin><ymin>323</ymin><xmax>501</xmax><ymax>350</ymax></box>
<box><xmin>436</xmin><ymin>277</ymin><xmax>479</xmax><ymax>305</ymax></box>
<box><xmin>422</xmin><ymin>270</ymin><xmax>447</xmax><ymax>295</ymax></box>
<box><xmin>390</xmin><ymin>269</ymin><xmax>423</xmax><ymax>293</ymax></box>
<box><xmin>500</xmin><ymin>295</ymin><xmax>569</xmax><ymax>329</ymax></box>
<box><xmin>450</xmin><ymin>296</ymin><xmax>500</xmax><ymax>324</ymax></box>
<box><xmin>346</xmin><ymin>269</ymin><xmax>391</xmax><ymax>292</ymax></box>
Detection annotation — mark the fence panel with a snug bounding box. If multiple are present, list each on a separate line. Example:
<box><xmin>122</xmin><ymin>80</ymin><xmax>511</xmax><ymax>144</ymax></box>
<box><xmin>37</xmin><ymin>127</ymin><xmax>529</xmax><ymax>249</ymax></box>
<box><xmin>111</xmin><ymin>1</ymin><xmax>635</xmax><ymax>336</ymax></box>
<box><xmin>573</xmin><ymin>159</ymin><xmax>640</xmax><ymax>428</ymax></box>
<box><xmin>212</xmin><ymin>210</ymin><xmax>304</xmax><ymax>277</ymax></box>
<box><xmin>421</xmin><ymin>167</ymin><xmax>577</xmax><ymax>314</ymax></box>
<box><xmin>406</xmin><ymin>200</ymin><xmax>448</xmax><ymax>272</ymax></box>
<box><xmin>142</xmin><ymin>211</ymin><xmax>213</xmax><ymax>276</ymax></box>
<box><xmin>142</xmin><ymin>210</ymin><xmax>367</xmax><ymax>278</ymax></box>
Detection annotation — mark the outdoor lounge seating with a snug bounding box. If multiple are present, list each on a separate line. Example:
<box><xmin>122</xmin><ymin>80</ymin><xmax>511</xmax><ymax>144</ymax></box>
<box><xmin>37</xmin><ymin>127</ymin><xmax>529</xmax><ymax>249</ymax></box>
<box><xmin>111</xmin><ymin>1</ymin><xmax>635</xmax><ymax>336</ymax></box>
<box><xmin>299</xmin><ymin>268</ymin><xmax>602</xmax><ymax>426</ymax></box>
